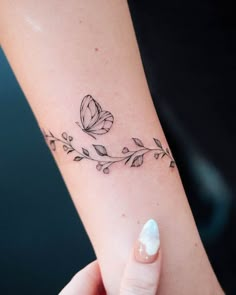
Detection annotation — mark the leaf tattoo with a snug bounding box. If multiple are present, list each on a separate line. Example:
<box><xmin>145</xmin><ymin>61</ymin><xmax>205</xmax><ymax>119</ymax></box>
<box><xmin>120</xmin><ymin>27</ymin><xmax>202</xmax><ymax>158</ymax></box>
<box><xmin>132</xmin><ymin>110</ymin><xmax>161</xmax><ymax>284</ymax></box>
<box><xmin>44</xmin><ymin>131</ymin><xmax>176</xmax><ymax>174</ymax></box>
<box><xmin>131</xmin><ymin>155</ymin><xmax>144</xmax><ymax>167</ymax></box>
<box><xmin>93</xmin><ymin>145</ymin><xmax>109</xmax><ymax>156</ymax></box>
<box><xmin>82</xmin><ymin>148</ymin><xmax>90</xmax><ymax>157</ymax></box>
<box><xmin>132</xmin><ymin>138</ymin><xmax>144</xmax><ymax>147</ymax></box>
<box><xmin>76</xmin><ymin>94</ymin><xmax>114</xmax><ymax>139</ymax></box>
<box><xmin>43</xmin><ymin>94</ymin><xmax>176</xmax><ymax>174</ymax></box>
<box><xmin>153</xmin><ymin>138</ymin><xmax>162</xmax><ymax>148</ymax></box>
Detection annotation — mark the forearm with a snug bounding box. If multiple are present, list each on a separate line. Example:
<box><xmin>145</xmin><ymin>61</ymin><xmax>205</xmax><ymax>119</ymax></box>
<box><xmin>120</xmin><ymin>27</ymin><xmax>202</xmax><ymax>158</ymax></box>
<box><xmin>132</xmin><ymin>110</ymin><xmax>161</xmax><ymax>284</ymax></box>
<box><xmin>0</xmin><ymin>1</ymin><xmax>223</xmax><ymax>294</ymax></box>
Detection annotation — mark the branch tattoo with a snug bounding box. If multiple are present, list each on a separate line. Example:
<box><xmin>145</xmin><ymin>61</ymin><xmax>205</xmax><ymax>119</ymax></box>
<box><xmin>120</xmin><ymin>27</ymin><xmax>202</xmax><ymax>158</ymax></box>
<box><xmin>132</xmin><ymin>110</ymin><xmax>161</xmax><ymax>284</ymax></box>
<box><xmin>43</xmin><ymin>95</ymin><xmax>175</xmax><ymax>174</ymax></box>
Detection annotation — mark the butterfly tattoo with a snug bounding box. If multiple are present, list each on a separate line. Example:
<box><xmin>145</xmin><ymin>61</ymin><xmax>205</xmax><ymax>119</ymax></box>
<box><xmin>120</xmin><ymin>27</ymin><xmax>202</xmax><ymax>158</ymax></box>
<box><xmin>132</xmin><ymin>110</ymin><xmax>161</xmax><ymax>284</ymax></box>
<box><xmin>76</xmin><ymin>94</ymin><xmax>114</xmax><ymax>139</ymax></box>
<box><xmin>44</xmin><ymin>93</ymin><xmax>176</xmax><ymax>174</ymax></box>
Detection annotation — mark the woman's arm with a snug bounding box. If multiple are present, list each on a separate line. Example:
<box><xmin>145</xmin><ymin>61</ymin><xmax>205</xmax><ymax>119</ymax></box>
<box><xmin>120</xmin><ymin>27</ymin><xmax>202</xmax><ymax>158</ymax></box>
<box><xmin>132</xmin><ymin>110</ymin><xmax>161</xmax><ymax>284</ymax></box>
<box><xmin>0</xmin><ymin>1</ymin><xmax>223</xmax><ymax>294</ymax></box>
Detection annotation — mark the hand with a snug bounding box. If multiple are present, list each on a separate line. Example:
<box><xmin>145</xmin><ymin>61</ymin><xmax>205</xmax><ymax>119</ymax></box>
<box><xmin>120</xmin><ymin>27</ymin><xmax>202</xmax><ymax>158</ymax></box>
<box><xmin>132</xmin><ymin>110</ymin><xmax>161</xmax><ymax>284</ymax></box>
<box><xmin>59</xmin><ymin>219</ymin><xmax>161</xmax><ymax>295</ymax></box>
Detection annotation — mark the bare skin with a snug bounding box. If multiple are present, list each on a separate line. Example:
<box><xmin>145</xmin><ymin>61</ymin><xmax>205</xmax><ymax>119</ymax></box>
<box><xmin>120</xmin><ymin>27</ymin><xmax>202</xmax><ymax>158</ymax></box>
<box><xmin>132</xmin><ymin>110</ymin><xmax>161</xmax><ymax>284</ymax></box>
<box><xmin>0</xmin><ymin>1</ymin><xmax>224</xmax><ymax>294</ymax></box>
<box><xmin>59</xmin><ymin>219</ymin><xmax>162</xmax><ymax>295</ymax></box>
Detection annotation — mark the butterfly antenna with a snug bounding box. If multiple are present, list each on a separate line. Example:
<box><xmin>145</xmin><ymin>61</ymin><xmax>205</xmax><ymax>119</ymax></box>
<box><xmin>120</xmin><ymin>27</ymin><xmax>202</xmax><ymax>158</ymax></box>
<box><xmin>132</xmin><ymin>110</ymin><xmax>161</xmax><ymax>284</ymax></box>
<box><xmin>75</xmin><ymin>121</ymin><xmax>81</xmax><ymax>128</ymax></box>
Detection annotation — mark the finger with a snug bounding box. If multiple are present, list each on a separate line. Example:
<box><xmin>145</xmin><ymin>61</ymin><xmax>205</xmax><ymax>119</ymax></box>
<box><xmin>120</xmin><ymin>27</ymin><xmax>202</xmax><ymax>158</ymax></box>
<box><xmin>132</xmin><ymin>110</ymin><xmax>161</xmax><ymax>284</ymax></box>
<box><xmin>59</xmin><ymin>260</ymin><xmax>105</xmax><ymax>295</ymax></box>
<box><xmin>120</xmin><ymin>219</ymin><xmax>161</xmax><ymax>295</ymax></box>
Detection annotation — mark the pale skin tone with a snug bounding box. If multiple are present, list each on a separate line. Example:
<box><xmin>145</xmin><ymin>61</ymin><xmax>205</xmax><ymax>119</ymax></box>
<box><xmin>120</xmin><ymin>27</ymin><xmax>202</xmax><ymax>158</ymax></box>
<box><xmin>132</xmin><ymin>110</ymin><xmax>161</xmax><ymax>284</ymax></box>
<box><xmin>60</xmin><ymin>253</ymin><xmax>161</xmax><ymax>295</ymax></box>
<box><xmin>60</xmin><ymin>219</ymin><xmax>162</xmax><ymax>295</ymax></box>
<box><xmin>0</xmin><ymin>1</ymin><xmax>224</xmax><ymax>294</ymax></box>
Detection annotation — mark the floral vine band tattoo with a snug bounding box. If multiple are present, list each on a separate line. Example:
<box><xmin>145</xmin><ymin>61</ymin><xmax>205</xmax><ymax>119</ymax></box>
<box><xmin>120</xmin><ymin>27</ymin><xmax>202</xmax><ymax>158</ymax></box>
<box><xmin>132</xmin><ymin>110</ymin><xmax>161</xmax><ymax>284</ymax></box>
<box><xmin>43</xmin><ymin>94</ymin><xmax>175</xmax><ymax>174</ymax></box>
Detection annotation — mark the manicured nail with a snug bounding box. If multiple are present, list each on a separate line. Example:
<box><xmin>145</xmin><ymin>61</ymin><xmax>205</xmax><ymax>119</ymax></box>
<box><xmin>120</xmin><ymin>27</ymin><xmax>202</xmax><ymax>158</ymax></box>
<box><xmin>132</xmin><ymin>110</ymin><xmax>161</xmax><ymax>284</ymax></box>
<box><xmin>134</xmin><ymin>219</ymin><xmax>160</xmax><ymax>263</ymax></box>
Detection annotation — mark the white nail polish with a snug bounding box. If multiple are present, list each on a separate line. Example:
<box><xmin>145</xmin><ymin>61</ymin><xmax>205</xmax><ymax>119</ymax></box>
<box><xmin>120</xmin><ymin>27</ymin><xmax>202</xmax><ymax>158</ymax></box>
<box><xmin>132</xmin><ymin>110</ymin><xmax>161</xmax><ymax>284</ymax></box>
<box><xmin>138</xmin><ymin>219</ymin><xmax>160</xmax><ymax>256</ymax></box>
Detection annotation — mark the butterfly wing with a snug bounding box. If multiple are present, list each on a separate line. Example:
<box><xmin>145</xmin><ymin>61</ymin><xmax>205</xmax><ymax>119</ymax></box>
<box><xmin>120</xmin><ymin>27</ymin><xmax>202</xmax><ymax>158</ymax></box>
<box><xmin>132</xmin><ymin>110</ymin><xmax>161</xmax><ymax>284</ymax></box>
<box><xmin>80</xmin><ymin>95</ymin><xmax>102</xmax><ymax>130</ymax></box>
<box><xmin>79</xmin><ymin>95</ymin><xmax>114</xmax><ymax>138</ymax></box>
<box><xmin>87</xmin><ymin>111</ymin><xmax>114</xmax><ymax>136</ymax></box>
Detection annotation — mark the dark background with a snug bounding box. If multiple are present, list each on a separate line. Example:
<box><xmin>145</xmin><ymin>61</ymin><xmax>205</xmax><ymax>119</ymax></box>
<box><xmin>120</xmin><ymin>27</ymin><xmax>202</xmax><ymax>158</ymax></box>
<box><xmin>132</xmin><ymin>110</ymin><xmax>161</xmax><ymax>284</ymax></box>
<box><xmin>0</xmin><ymin>0</ymin><xmax>235</xmax><ymax>294</ymax></box>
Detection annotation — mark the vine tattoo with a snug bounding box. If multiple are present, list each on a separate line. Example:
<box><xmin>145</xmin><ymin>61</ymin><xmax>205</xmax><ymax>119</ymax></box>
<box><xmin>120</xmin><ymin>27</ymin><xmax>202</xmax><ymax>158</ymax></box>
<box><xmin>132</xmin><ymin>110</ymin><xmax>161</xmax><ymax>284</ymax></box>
<box><xmin>43</xmin><ymin>95</ymin><xmax>175</xmax><ymax>174</ymax></box>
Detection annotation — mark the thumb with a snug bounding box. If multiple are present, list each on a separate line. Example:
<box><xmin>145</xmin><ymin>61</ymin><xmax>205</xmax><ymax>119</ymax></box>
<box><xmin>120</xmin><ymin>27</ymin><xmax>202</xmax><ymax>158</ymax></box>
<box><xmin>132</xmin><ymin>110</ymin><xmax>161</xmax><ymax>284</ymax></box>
<box><xmin>120</xmin><ymin>219</ymin><xmax>161</xmax><ymax>295</ymax></box>
<box><xmin>58</xmin><ymin>261</ymin><xmax>105</xmax><ymax>295</ymax></box>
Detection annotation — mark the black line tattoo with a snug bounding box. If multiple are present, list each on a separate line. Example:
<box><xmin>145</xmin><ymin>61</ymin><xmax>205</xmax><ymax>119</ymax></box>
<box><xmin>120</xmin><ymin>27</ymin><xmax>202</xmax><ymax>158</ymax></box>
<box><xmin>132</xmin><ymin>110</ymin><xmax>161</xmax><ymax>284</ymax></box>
<box><xmin>75</xmin><ymin>94</ymin><xmax>114</xmax><ymax>139</ymax></box>
<box><xmin>43</xmin><ymin>95</ymin><xmax>175</xmax><ymax>174</ymax></box>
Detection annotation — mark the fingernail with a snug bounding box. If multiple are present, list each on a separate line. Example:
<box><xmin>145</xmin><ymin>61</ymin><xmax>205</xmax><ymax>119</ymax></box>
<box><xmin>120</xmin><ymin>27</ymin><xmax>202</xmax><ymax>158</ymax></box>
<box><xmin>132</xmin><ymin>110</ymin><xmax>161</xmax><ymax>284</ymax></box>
<box><xmin>134</xmin><ymin>219</ymin><xmax>160</xmax><ymax>263</ymax></box>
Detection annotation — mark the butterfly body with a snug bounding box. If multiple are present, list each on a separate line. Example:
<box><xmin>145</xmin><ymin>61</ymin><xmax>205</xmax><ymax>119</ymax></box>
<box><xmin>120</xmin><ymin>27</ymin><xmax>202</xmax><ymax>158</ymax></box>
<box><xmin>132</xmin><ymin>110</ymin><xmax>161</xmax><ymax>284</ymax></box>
<box><xmin>76</xmin><ymin>95</ymin><xmax>114</xmax><ymax>139</ymax></box>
